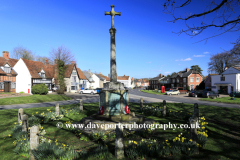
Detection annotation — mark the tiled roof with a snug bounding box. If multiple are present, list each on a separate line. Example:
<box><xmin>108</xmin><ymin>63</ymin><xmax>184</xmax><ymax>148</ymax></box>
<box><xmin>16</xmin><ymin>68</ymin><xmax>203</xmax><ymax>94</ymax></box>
<box><xmin>22</xmin><ymin>58</ymin><xmax>53</xmax><ymax>78</ymax></box>
<box><xmin>0</xmin><ymin>57</ymin><xmax>18</xmax><ymax>67</ymax></box>
<box><xmin>118</xmin><ymin>76</ymin><xmax>129</xmax><ymax>80</ymax></box>
<box><xmin>95</xmin><ymin>74</ymin><xmax>105</xmax><ymax>81</ymax></box>
<box><xmin>77</xmin><ymin>68</ymin><xmax>87</xmax><ymax>80</ymax></box>
<box><xmin>150</xmin><ymin>76</ymin><xmax>164</xmax><ymax>80</ymax></box>
<box><xmin>97</xmin><ymin>73</ymin><xmax>110</xmax><ymax>81</ymax></box>
<box><xmin>64</xmin><ymin>63</ymin><xmax>75</xmax><ymax>78</ymax></box>
<box><xmin>82</xmin><ymin>71</ymin><xmax>92</xmax><ymax>81</ymax></box>
<box><xmin>232</xmin><ymin>66</ymin><xmax>240</xmax><ymax>71</ymax></box>
<box><xmin>0</xmin><ymin>68</ymin><xmax>6</xmax><ymax>75</ymax></box>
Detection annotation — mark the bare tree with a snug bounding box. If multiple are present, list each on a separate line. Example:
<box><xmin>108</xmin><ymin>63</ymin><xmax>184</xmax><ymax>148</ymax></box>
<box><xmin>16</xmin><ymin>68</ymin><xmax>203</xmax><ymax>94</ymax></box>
<box><xmin>11</xmin><ymin>46</ymin><xmax>35</xmax><ymax>60</ymax></box>
<box><xmin>163</xmin><ymin>0</ymin><xmax>240</xmax><ymax>43</ymax></box>
<box><xmin>49</xmin><ymin>45</ymin><xmax>75</xmax><ymax>65</ymax></box>
<box><xmin>208</xmin><ymin>51</ymin><xmax>238</xmax><ymax>74</ymax></box>
<box><xmin>49</xmin><ymin>45</ymin><xmax>75</xmax><ymax>94</ymax></box>
<box><xmin>36</xmin><ymin>56</ymin><xmax>53</xmax><ymax>65</ymax></box>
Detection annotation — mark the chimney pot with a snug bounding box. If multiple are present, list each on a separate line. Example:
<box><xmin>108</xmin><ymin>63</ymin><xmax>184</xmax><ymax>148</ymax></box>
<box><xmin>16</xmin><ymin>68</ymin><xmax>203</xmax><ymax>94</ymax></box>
<box><xmin>108</xmin><ymin>74</ymin><xmax>110</xmax><ymax>77</ymax></box>
<box><xmin>2</xmin><ymin>51</ymin><xmax>9</xmax><ymax>59</ymax></box>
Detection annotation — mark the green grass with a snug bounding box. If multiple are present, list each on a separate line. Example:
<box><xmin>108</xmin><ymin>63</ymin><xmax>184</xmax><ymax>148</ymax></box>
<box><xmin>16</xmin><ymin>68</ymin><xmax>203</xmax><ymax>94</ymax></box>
<box><xmin>0</xmin><ymin>94</ymin><xmax>72</xmax><ymax>105</ymax></box>
<box><xmin>1</xmin><ymin>102</ymin><xmax>240</xmax><ymax>159</ymax></box>
<box><xmin>0</xmin><ymin>92</ymin><xmax>15</xmax><ymax>94</ymax></box>
<box><xmin>199</xmin><ymin>96</ymin><xmax>240</xmax><ymax>104</ymax></box>
<box><xmin>141</xmin><ymin>90</ymin><xmax>167</xmax><ymax>95</ymax></box>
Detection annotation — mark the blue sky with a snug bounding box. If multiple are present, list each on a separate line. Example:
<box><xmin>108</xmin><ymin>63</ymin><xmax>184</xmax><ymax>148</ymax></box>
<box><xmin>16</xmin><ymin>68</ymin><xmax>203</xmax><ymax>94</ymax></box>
<box><xmin>1</xmin><ymin>0</ymin><xmax>240</xmax><ymax>79</ymax></box>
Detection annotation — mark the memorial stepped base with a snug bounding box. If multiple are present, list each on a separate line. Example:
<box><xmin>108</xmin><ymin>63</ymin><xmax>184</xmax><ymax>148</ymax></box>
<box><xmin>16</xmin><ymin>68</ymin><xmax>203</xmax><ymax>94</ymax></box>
<box><xmin>74</xmin><ymin>113</ymin><xmax>155</xmax><ymax>134</ymax></box>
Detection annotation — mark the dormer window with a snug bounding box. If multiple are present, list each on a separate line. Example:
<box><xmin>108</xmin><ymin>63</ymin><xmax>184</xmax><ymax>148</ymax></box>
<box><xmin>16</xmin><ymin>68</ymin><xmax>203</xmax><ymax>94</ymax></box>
<box><xmin>41</xmin><ymin>73</ymin><xmax>45</xmax><ymax>78</ymax></box>
<box><xmin>4</xmin><ymin>67</ymin><xmax>11</xmax><ymax>73</ymax></box>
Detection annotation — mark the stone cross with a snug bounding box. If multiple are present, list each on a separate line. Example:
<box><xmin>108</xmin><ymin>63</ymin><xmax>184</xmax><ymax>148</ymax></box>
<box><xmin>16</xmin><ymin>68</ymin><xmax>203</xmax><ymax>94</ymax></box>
<box><xmin>140</xmin><ymin>98</ymin><xmax>143</xmax><ymax>111</ymax></box>
<box><xmin>55</xmin><ymin>103</ymin><xmax>59</xmax><ymax>116</ymax></box>
<box><xmin>105</xmin><ymin>5</ymin><xmax>121</xmax><ymax>29</ymax></box>
<box><xmin>18</xmin><ymin>108</ymin><xmax>24</xmax><ymax>124</ymax></box>
<box><xmin>22</xmin><ymin>114</ymin><xmax>28</xmax><ymax>132</ymax></box>
<box><xmin>163</xmin><ymin>100</ymin><xmax>166</xmax><ymax>116</ymax></box>
<box><xmin>29</xmin><ymin>125</ymin><xmax>39</xmax><ymax>160</ymax></box>
<box><xmin>105</xmin><ymin>5</ymin><xmax>121</xmax><ymax>82</ymax></box>
<box><xmin>80</xmin><ymin>99</ymin><xmax>83</xmax><ymax>111</ymax></box>
<box><xmin>115</xmin><ymin>123</ymin><xmax>124</xmax><ymax>159</ymax></box>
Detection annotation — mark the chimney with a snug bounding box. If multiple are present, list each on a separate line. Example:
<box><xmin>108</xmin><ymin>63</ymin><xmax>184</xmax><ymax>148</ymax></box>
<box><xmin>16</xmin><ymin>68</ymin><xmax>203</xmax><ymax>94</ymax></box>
<box><xmin>186</xmin><ymin>68</ymin><xmax>190</xmax><ymax>72</ymax></box>
<box><xmin>89</xmin><ymin>69</ymin><xmax>91</xmax><ymax>73</ymax></box>
<box><xmin>225</xmin><ymin>67</ymin><xmax>228</xmax><ymax>71</ymax></box>
<box><xmin>71</xmin><ymin>61</ymin><xmax>76</xmax><ymax>64</ymax></box>
<box><xmin>108</xmin><ymin>74</ymin><xmax>110</xmax><ymax>77</ymax></box>
<box><xmin>3</xmin><ymin>51</ymin><xmax>9</xmax><ymax>59</ymax></box>
<box><xmin>100</xmin><ymin>72</ymin><xmax>101</xmax><ymax>74</ymax></box>
<box><xmin>124</xmin><ymin>75</ymin><xmax>125</xmax><ymax>76</ymax></box>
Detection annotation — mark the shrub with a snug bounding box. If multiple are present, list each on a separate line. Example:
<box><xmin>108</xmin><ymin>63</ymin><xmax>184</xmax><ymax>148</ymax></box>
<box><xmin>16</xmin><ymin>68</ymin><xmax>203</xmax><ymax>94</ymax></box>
<box><xmin>31</xmin><ymin>83</ymin><xmax>48</xmax><ymax>95</ymax></box>
<box><xmin>19</xmin><ymin>91</ymin><xmax>24</xmax><ymax>94</ymax></box>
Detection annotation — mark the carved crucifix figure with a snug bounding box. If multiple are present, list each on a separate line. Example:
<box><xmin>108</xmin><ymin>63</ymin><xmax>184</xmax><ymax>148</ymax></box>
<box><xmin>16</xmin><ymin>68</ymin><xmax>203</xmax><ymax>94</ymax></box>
<box><xmin>105</xmin><ymin>5</ymin><xmax>121</xmax><ymax>82</ymax></box>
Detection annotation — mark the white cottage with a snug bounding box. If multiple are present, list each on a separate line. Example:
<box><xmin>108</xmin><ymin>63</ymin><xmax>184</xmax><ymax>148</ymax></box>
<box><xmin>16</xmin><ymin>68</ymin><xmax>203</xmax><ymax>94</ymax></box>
<box><xmin>211</xmin><ymin>65</ymin><xmax>240</xmax><ymax>94</ymax></box>
<box><xmin>13</xmin><ymin>58</ymin><xmax>54</xmax><ymax>93</ymax></box>
<box><xmin>117</xmin><ymin>75</ymin><xmax>131</xmax><ymax>88</ymax></box>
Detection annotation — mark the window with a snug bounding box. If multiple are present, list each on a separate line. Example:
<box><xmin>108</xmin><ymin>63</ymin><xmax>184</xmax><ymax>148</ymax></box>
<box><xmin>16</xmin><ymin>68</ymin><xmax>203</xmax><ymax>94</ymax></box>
<box><xmin>221</xmin><ymin>77</ymin><xmax>225</xmax><ymax>81</ymax></box>
<box><xmin>196</xmin><ymin>77</ymin><xmax>200</xmax><ymax>82</ymax></box>
<box><xmin>71</xmin><ymin>86</ymin><xmax>77</xmax><ymax>90</ymax></box>
<box><xmin>72</xmin><ymin>71</ymin><xmax>77</xmax><ymax>75</ymax></box>
<box><xmin>183</xmin><ymin>84</ymin><xmax>186</xmax><ymax>90</ymax></box>
<box><xmin>183</xmin><ymin>78</ymin><xmax>186</xmax><ymax>83</ymax></box>
<box><xmin>41</xmin><ymin>73</ymin><xmax>45</xmax><ymax>78</ymax></box>
<box><xmin>0</xmin><ymin>82</ymin><xmax>3</xmax><ymax>89</ymax></box>
<box><xmin>72</xmin><ymin>76</ymin><xmax>76</xmax><ymax>82</ymax></box>
<box><xmin>177</xmin><ymin>78</ymin><xmax>179</xmax><ymax>83</ymax></box>
<box><xmin>172</xmin><ymin>79</ymin><xmax>175</xmax><ymax>83</ymax></box>
<box><xmin>11</xmin><ymin>82</ymin><xmax>15</xmax><ymax>89</ymax></box>
<box><xmin>4</xmin><ymin>67</ymin><xmax>11</xmax><ymax>73</ymax></box>
<box><xmin>190</xmin><ymin>77</ymin><xmax>194</xmax><ymax>82</ymax></box>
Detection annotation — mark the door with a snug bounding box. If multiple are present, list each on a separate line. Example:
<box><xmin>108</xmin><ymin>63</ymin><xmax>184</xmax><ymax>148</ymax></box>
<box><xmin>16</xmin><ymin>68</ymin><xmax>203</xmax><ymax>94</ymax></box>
<box><xmin>4</xmin><ymin>82</ymin><xmax>10</xmax><ymax>92</ymax></box>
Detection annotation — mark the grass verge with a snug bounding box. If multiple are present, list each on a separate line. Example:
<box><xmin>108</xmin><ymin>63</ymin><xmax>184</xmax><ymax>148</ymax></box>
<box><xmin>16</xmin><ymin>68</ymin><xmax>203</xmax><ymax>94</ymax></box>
<box><xmin>0</xmin><ymin>94</ymin><xmax>72</xmax><ymax>105</ymax></box>
<box><xmin>141</xmin><ymin>90</ymin><xmax>166</xmax><ymax>95</ymax></box>
<box><xmin>199</xmin><ymin>97</ymin><xmax>240</xmax><ymax>104</ymax></box>
<box><xmin>0</xmin><ymin>102</ymin><xmax>239</xmax><ymax>159</ymax></box>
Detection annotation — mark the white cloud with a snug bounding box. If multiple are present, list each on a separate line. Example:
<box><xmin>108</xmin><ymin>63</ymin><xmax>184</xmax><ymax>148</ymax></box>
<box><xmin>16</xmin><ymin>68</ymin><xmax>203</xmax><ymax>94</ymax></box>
<box><xmin>146</xmin><ymin>62</ymin><xmax>151</xmax><ymax>63</ymax></box>
<box><xmin>203</xmin><ymin>52</ymin><xmax>209</xmax><ymax>54</ymax></box>
<box><xmin>175</xmin><ymin>58</ymin><xmax>192</xmax><ymax>61</ymax></box>
<box><xmin>193</xmin><ymin>55</ymin><xmax>205</xmax><ymax>57</ymax></box>
<box><xmin>164</xmin><ymin>72</ymin><xmax>170</xmax><ymax>74</ymax></box>
<box><xmin>178</xmin><ymin>64</ymin><xmax>181</xmax><ymax>65</ymax></box>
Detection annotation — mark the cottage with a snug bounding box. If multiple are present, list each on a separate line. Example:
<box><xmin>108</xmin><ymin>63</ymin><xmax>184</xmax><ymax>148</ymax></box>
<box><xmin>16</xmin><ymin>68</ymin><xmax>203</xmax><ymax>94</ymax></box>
<box><xmin>211</xmin><ymin>65</ymin><xmax>240</xmax><ymax>94</ymax></box>
<box><xmin>13</xmin><ymin>58</ymin><xmax>54</xmax><ymax>93</ymax></box>
<box><xmin>0</xmin><ymin>51</ymin><xmax>18</xmax><ymax>93</ymax></box>
<box><xmin>117</xmin><ymin>75</ymin><xmax>131</xmax><ymax>88</ymax></box>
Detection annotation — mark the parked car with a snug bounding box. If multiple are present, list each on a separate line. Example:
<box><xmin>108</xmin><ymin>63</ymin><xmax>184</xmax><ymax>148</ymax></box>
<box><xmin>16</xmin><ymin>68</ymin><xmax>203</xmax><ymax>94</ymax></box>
<box><xmin>79</xmin><ymin>88</ymin><xmax>97</xmax><ymax>95</ymax></box>
<box><xmin>229</xmin><ymin>91</ymin><xmax>240</xmax><ymax>97</ymax></box>
<box><xmin>165</xmin><ymin>88</ymin><xmax>172</xmax><ymax>91</ymax></box>
<box><xmin>166</xmin><ymin>89</ymin><xmax>180</xmax><ymax>95</ymax></box>
<box><xmin>202</xmin><ymin>91</ymin><xmax>219</xmax><ymax>98</ymax></box>
<box><xmin>96</xmin><ymin>88</ymin><xmax>103</xmax><ymax>94</ymax></box>
<box><xmin>172</xmin><ymin>87</ymin><xmax>188</xmax><ymax>94</ymax></box>
<box><xmin>189</xmin><ymin>90</ymin><xmax>203</xmax><ymax>97</ymax></box>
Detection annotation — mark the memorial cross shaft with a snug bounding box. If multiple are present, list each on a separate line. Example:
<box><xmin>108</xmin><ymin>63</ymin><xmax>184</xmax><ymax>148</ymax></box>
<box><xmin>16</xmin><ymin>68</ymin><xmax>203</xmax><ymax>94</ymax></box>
<box><xmin>105</xmin><ymin>5</ymin><xmax>121</xmax><ymax>82</ymax></box>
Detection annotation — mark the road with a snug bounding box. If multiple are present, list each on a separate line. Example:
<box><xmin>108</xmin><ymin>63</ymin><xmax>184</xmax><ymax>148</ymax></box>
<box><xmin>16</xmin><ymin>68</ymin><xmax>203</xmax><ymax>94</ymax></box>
<box><xmin>0</xmin><ymin>89</ymin><xmax>239</xmax><ymax>110</ymax></box>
